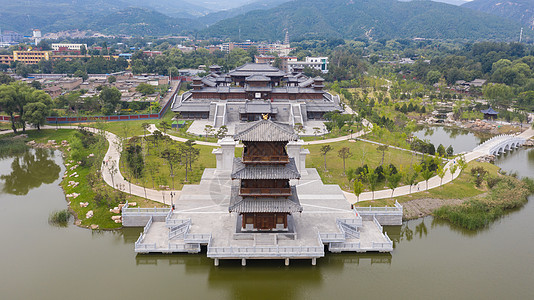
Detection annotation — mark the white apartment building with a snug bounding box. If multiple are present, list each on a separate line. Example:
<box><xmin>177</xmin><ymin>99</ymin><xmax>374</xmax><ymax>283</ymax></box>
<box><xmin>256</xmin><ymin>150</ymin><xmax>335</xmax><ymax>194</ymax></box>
<box><xmin>288</xmin><ymin>57</ymin><xmax>329</xmax><ymax>73</ymax></box>
<box><xmin>51</xmin><ymin>43</ymin><xmax>88</xmax><ymax>51</ymax></box>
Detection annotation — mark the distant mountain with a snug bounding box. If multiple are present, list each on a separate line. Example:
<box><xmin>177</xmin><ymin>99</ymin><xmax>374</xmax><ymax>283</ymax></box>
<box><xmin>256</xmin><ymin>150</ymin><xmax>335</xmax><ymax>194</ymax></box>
<box><xmin>198</xmin><ymin>0</ymin><xmax>291</xmax><ymax>25</ymax></box>
<box><xmin>0</xmin><ymin>0</ymin><xmax>127</xmax><ymax>34</ymax></box>
<box><xmin>125</xmin><ymin>0</ymin><xmax>212</xmax><ymax>18</ymax></box>
<box><xmin>432</xmin><ymin>0</ymin><xmax>469</xmax><ymax>5</ymax></box>
<box><xmin>202</xmin><ymin>0</ymin><xmax>528</xmax><ymax>41</ymax></box>
<box><xmin>84</xmin><ymin>8</ymin><xmax>199</xmax><ymax>36</ymax></box>
<box><xmin>399</xmin><ymin>0</ymin><xmax>469</xmax><ymax>6</ymax></box>
<box><xmin>462</xmin><ymin>0</ymin><xmax>534</xmax><ymax>29</ymax></box>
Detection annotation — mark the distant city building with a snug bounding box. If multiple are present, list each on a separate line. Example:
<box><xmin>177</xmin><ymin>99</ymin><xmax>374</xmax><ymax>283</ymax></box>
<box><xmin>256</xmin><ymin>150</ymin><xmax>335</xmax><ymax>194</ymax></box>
<box><xmin>0</xmin><ymin>30</ymin><xmax>23</xmax><ymax>43</ymax></box>
<box><xmin>255</xmin><ymin>55</ymin><xmax>297</xmax><ymax>72</ymax></box>
<box><xmin>13</xmin><ymin>50</ymin><xmax>51</xmax><ymax>64</ymax></box>
<box><xmin>0</xmin><ymin>54</ymin><xmax>13</xmax><ymax>65</ymax></box>
<box><xmin>257</xmin><ymin>56</ymin><xmax>329</xmax><ymax>74</ymax></box>
<box><xmin>214</xmin><ymin>41</ymin><xmax>293</xmax><ymax>56</ymax></box>
<box><xmin>32</xmin><ymin>29</ymin><xmax>42</xmax><ymax>45</ymax></box>
<box><xmin>51</xmin><ymin>43</ymin><xmax>87</xmax><ymax>51</ymax></box>
<box><xmin>287</xmin><ymin>57</ymin><xmax>329</xmax><ymax>74</ymax></box>
<box><xmin>142</xmin><ymin>50</ymin><xmax>162</xmax><ymax>57</ymax></box>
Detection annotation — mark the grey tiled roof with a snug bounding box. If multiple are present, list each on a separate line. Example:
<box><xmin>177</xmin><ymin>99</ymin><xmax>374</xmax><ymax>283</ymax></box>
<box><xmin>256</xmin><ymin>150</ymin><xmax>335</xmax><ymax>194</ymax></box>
<box><xmin>172</xmin><ymin>103</ymin><xmax>211</xmax><ymax>112</ymax></box>
<box><xmin>246</xmin><ymin>74</ymin><xmax>271</xmax><ymax>81</ymax></box>
<box><xmin>229</xmin><ymin>186</ymin><xmax>302</xmax><ymax>213</ymax></box>
<box><xmin>231</xmin><ymin>157</ymin><xmax>300</xmax><ymax>180</ymax></box>
<box><xmin>234</xmin><ymin>119</ymin><xmax>298</xmax><ymax>142</ymax></box>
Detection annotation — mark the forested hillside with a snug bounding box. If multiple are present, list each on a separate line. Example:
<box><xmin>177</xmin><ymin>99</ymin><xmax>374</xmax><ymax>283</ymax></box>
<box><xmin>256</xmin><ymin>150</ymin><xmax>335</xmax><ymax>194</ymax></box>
<box><xmin>463</xmin><ymin>0</ymin><xmax>534</xmax><ymax>28</ymax></box>
<box><xmin>202</xmin><ymin>0</ymin><xmax>528</xmax><ymax>41</ymax></box>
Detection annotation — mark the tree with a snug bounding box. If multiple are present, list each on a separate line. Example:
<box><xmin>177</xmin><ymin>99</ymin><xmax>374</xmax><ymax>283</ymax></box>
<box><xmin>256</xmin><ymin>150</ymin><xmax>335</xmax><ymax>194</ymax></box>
<box><xmin>405</xmin><ymin>168</ymin><xmax>418</xmax><ymax>193</ymax></box>
<box><xmin>437</xmin><ymin>144</ymin><xmax>446</xmax><ymax>157</ymax></box>
<box><xmin>320</xmin><ymin>145</ymin><xmax>332</xmax><ymax>171</ymax></box>
<box><xmin>99</xmin><ymin>86</ymin><xmax>121</xmax><ymax>115</ymax></box>
<box><xmin>0</xmin><ymin>82</ymin><xmax>50</xmax><ymax>133</ymax></box>
<box><xmin>108</xmin><ymin>75</ymin><xmax>116</xmax><ymax>84</ymax></box>
<box><xmin>353</xmin><ymin>180</ymin><xmax>364</xmax><ymax>202</ymax></box>
<box><xmin>30</xmin><ymin>81</ymin><xmax>42</xmax><ymax>90</ymax></box>
<box><xmin>161</xmin><ymin>148</ymin><xmax>180</xmax><ymax>189</ymax></box>
<box><xmin>386</xmin><ymin>166</ymin><xmax>402</xmax><ymax>198</ymax></box>
<box><xmin>421</xmin><ymin>167</ymin><xmax>434</xmax><ymax>190</ymax></box>
<box><xmin>450</xmin><ymin>163</ymin><xmax>458</xmax><ymax>181</ymax></box>
<box><xmin>215</xmin><ymin>125</ymin><xmax>228</xmax><ymax>139</ymax></box>
<box><xmin>446</xmin><ymin>145</ymin><xmax>454</xmax><ymax>157</ymax></box>
<box><xmin>180</xmin><ymin>140</ymin><xmax>200</xmax><ymax>182</ymax></box>
<box><xmin>457</xmin><ymin>155</ymin><xmax>468</xmax><ymax>174</ymax></box>
<box><xmin>203</xmin><ymin>125</ymin><xmax>214</xmax><ymax>141</ymax></box>
<box><xmin>22</xmin><ymin>102</ymin><xmax>49</xmax><ymax>130</ymax></box>
<box><xmin>141</xmin><ymin>122</ymin><xmax>151</xmax><ymax>154</ymax></box>
<box><xmin>376</xmin><ymin>144</ymin><xmax>389</xmax><ymax>165</ymax></box>
<box><xmin>436</xmin><ymin>164</ymin><xmax>447</xmax><ymax>187</ymax></box>
<box><xmin>80</xmin><ymin>45</ymin><xmax>87</xmax><ymax>56</ymax></box>
<box><xmin>15</xmin><ymin>63</ymin><xmax>32</xmax><ymax>78</ymax></box>
<box><xmin>426</xmin><ymin>70</ymin><xmax>441</xmax><ymax>85</ymax></box>
<box><xmin>313</xmin><ymin>127</ymin><xmax>321</xmax><ymax>139</ymax></box>
<box><xmin>365</xmin><ymin>168</ymin><xmax>379</xmax><ymax>200</ymax></box>
<box><xmin>136</xmin><ymin>83</ymin><xmax>156</xmax><ymax>95</ymax></box>
<box><xmin>73</xmin><ymin>69</ymin><xmax>88</xmax><ymax>82</ymax></box>
<box><xmin>159</xmin><ymin>121</ymin><xmax>171</xmax><ymax>134</ymax></box>
<box><xmin>0</xmin><ymin>73</ymin><xmax>14</xmax><ymax>84</ymax></box>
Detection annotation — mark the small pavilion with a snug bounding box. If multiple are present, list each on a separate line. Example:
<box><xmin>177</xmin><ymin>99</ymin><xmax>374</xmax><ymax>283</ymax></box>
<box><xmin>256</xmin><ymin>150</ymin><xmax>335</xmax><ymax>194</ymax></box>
<box><xmin>481</xmin><ymin>107</ymin><xmax>498</xmax><ymax>120</ymax></box>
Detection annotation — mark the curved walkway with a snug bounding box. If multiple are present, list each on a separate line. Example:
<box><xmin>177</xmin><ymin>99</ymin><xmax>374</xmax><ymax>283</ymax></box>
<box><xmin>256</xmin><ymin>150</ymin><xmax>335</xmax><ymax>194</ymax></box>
<box><xmin>3</xmin><ymin>125</ymin><xmax>533</xmax><ymax>206</ymax></box>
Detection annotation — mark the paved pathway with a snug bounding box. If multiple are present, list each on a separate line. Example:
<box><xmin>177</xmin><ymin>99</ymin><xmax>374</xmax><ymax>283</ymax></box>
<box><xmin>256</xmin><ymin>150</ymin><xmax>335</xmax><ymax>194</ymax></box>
<box><xmin>2</xmin><ymin>124</ymin><xmax>533</xmax><ymax>206</ymax></box>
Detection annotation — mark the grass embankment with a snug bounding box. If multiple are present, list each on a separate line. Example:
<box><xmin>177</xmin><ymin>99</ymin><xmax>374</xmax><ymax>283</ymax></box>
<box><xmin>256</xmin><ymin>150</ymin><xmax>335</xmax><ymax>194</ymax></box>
<box><xmin>25</xmin><ymin>129</ymin><xmax>164</xmax><ymax>229</ymax></box>
<box><xmin>306</xmin><ymin>139</ymin><xmax>424</xmax><ymax>191</ymax></box>
<box><xmin>434</xmin><ymin>176</ymin><xmax>533</xmax><ymax>230</ymax></box>
<box><xmin>358</xmin><ymin>161</ymin><xmax>499</xmax><ymax>207</ymax></box>
<box><xmin>120</xmin><ymin>135</ymin><xmax>217</xmax><ymax>190</ymax></box>
<box><xmin>356</xmin><ymin>160</ymin><xmax>533</xmax><ymax>230</ymax></box>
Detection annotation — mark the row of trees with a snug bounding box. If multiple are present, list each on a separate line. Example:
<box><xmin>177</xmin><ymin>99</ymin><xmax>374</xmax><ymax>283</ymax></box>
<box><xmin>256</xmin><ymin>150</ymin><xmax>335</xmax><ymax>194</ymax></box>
<box><xmin>0</xmin><ymin>81</ymin><xmax>53</xmax><ymax>132</ymax></box>
<box><xmin>318</xmin><ymin>143</ymin><xmax>467</xmax><ymax>201</ymax></box>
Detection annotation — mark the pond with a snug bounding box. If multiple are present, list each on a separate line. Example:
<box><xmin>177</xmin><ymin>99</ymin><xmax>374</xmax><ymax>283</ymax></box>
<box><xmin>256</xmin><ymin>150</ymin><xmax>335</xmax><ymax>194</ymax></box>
<box><xmin>1</xmin><ymin>145</ymin><xmax>533</xmax><ymax>299</ymax></box>
<box><xmin>412</xmin><ymin>126</ymin><xmax>491</xmax><ymax>154</ymax></box>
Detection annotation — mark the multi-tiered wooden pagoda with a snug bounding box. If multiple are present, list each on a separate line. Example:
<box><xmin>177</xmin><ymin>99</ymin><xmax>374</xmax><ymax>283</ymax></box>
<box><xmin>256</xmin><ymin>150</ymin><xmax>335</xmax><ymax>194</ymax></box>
<box><xmin>229</xmin><ymin>118</ymin><xmax>303</xmax><ymax>231</ymax></box>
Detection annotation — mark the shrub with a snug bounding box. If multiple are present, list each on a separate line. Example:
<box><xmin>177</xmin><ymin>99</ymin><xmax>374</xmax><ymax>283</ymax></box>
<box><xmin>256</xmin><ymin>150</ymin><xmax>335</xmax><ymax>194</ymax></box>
<box><xmin>48</xmin><ymin>209</ymin><xmax>70</xmax><ymax>227</ymax></box>
<box><xmin>486</xmin><ymin>176</ymin><xmax>502</xmax><ymax>189</ymax></box>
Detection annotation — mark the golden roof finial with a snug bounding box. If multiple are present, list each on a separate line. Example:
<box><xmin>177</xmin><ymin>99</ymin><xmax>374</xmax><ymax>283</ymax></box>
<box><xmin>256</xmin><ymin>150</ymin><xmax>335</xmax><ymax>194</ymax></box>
<box><xmin>262</xmin><ymin>113</ymin><xmax>269</xmax><ymax>120</ymax></box>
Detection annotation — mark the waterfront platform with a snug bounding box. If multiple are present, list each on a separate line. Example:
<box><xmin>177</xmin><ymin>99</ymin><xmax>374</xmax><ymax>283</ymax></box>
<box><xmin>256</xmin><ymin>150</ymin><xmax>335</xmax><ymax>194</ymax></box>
<box><xmin>124</xmin><ymin>168</ymin><xmax>401</xmax><ymax>265</ymax></box>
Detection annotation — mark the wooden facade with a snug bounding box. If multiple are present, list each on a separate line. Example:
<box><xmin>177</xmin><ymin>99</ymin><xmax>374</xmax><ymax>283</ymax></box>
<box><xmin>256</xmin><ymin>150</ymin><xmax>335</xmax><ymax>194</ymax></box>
<box><xmin>242</xmin><ymin>213</ymin><xmax>288</xmax><ymax>230</ymax></box>
<box><xmin>230</xmin><ymin>120</ymin><xmax>302</xmax><ymax>231</ymax></box>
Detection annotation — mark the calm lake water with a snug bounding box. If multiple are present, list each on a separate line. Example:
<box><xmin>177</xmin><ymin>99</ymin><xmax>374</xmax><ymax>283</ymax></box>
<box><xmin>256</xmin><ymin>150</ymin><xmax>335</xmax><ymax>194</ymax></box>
<box><xmin>413</xmin><ymin>126</ymin><xmax>490</xmax><ymax>154</ymax></box>
<box><xmin>1</xmin><ymin>134</ymin><xmax>533</xmax><ymax>299</ymax></box>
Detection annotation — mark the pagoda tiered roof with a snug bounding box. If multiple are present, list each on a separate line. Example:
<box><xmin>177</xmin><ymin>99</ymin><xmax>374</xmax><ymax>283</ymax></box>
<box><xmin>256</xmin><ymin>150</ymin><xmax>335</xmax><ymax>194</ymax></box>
<box><xmin>234</xmin><ymin>119</ymin><xmax>298</xmax><ymax>142</ymax></box>
<box><xmin>231</xmin><ymin>158</ymin><xmax>300</xmax><ymax>180</ymax></box>
<box><xmin>229</xmin><ymin>187</ymin><xmax>302</xmax><ymax>213</ymax></box>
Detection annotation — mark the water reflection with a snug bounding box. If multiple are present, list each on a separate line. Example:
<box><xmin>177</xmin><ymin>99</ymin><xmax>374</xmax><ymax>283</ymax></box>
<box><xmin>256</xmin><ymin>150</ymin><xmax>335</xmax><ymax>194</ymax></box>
<box><xmin>0</xmin><ymin>148</ymin><xmax>61</xmax><ymax>195</ymax></box>
<box><xmin>413</xmin><ymin>126</ymin><xmax>489</xmax><ymax>154</ymax></box>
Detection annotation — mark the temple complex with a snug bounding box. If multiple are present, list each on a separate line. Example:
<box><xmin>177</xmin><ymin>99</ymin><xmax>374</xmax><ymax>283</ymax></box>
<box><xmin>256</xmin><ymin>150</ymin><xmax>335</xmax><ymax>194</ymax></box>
<box><xmin>171</xmin><ymin>63</ymin><xmax>341</xmax><ymax>128</ymax></box>
<box><xmin>123</xmin><ymin>118</ymin><xmax>402</xmax><ymax>266</ymax></box>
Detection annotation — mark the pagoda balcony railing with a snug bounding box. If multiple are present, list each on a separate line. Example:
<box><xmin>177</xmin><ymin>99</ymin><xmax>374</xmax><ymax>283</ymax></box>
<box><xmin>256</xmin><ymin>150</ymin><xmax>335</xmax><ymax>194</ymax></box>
<box><xmin>239</xmin><ymin>187</ymin><xmax>292</xmax><ymax>197</ymax></box>
<box><xmin>242</xmin><ymin>154</ymin><xmax>289</xmax><ymax>164</ymax></box>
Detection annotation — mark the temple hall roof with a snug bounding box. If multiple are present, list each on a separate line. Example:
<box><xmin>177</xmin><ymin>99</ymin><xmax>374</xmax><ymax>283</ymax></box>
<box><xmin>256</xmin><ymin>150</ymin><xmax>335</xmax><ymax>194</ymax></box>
<box><xmin>231</xmin><ymin>157</ymin><xmax>300</xmax><ymax>180</ymax></box>
<box><xmin>234</xmin><ymin>119</ymin><xmax>298</xmax><ymax>142</ymax></box>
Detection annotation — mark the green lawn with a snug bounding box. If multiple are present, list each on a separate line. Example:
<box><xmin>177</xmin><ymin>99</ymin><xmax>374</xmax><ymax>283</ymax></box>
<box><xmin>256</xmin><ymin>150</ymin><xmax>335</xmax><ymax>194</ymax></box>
<box><xmin>306</xmin><ymin>139</ymin><xmax>424</xmax><ymax>191</ymax></box>
<box><xmin>356</xmin><ymin>161</ymin><xmax>500</xmax><ymax>207</ymax></box>
<box><xmin>120</xmin><ymin>136</ymin><xmax>217</xmax><ymax>190</ymax></box>
<box><xmin>23</xmin><ymin>129</ymin><xmax>165</xmax><ymax>229</ymax></box>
